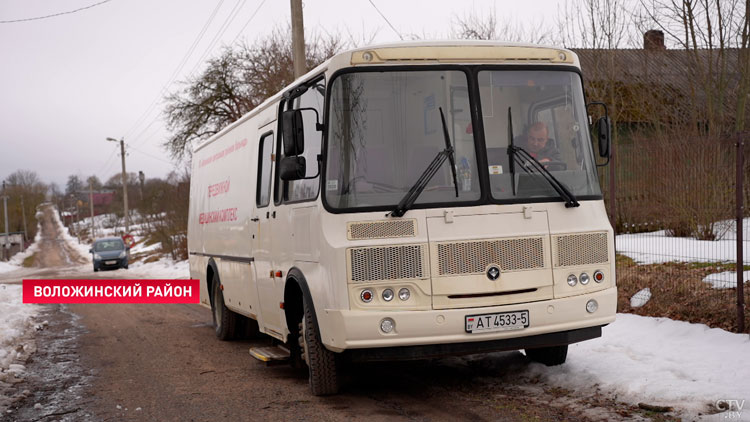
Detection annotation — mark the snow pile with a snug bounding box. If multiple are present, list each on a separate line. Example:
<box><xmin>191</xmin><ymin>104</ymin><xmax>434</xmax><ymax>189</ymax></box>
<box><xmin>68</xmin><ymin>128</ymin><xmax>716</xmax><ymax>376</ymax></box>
<box><xmin>0</xmin><ymin>285</ymin><xmax>39</xmax><ymax>373</ymax></box>
<box><xmin>0</xmin><ymin>222</ymin><xmax>43</xmax><ymax>274</ymax></box>
<box><xmin>531</xmin><ymin>313</ymin><xmax>750</xmax><ymax>415</ymax></box>
<box><xmin>629</xmin><ymin>288</ymin><xmax>652</xmax><ymax>307</ymax></box>
<box><xmin>703</xmin><ymin>271</ymin><xmax>750</xmax><ymax>289</ymax></box>
<box><xmin>129</xmin><ymin>258</ymin><xmax>189</xmax><ymax>279</ymax></box>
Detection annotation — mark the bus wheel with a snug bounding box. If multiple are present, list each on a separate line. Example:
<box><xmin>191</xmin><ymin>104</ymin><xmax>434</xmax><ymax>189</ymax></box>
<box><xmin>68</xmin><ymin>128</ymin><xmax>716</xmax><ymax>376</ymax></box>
<box><xmin>301</xmin><ymin>297</ymin><xmax>340</xmax><ymax>395</ymax></box>
<box><xmin>211</xmin><ymin>273</ymin><xmax>238</xmax><ymax>341</ymax></box>
<box><xmin>525</xmin><ymin>345</ymin><xmax>568</xmax><ymax>366</ymax></box>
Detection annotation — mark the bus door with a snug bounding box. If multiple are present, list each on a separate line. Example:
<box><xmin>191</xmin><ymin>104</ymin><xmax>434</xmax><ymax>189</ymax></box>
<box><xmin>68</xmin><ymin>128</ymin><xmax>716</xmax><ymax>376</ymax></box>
<box><xmin>252</xmin><ymin>123</ymin><xmax>284</xmax><ymax>335</ymax></box>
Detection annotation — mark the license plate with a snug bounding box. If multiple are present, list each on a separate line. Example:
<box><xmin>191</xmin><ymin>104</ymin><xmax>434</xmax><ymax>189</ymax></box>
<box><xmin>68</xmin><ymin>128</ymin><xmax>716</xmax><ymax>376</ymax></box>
<box><xmin>465</xmin><ymin>310</ymin><xmax>529</xmax><ymax>333</ymax></box>
<box><xmin>105</xmin><ymin>260</ymin><xmax>116</xmax><ymax>265</ymax></box>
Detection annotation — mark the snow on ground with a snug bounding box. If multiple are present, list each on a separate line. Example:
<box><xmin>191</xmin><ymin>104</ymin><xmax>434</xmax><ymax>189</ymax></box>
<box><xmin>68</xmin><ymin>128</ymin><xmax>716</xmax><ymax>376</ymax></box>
<box><xmin>0</xmin><ymin>285</ymin><xmax>39</xmax><ymax>378</ymax></box>
<box><xmin>703</xmin><ymin>271</ymin><xmax>750</xmax><ymax>289</ymax></box>
<box><xmin>616</xmin><ymin>224</ymin><xmax>749</xmax><ymax>265</ymax></box>
<box><xmin>530</xmin><ymin>313</ymin><xmax>750</xmax><ymax>418</ymax></box>
<box><xmin>128</xmin><ymin>258</ymin><xmax>189</xmax><ymax>279</ymax></box>
<box><xmin>0</xmin><ymin>221</ymin><xmax>43</xmax><ymax>274</ymax></box>
<box><xmin>51</xmin><ymin>210</ymin><xmax>91</xmax><ymax>263</ymax></box>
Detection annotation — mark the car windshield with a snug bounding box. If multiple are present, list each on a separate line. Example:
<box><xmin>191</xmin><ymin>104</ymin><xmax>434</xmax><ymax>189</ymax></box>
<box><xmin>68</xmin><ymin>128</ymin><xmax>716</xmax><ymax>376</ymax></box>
<box><xmin>478</xmin><ymin>70</ymin><xmax>601</xmax><ymax>200</ymax></box>
<box><xmin>94</xmin><ymin>240</ymin><xmax>124</xmax><ymax>252</ymax></box>
<box><xmin>325</xmin><ymin>70</ymin><xmax>481</xmax><ymax>210</ymax></box>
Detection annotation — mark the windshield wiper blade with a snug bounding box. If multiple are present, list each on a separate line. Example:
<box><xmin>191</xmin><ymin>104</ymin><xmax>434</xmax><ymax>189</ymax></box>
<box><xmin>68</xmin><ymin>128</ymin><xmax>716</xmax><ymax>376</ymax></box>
<box><xmin>510</xmin><ymin>146</ymin><xmax>580</xmax><ymax>208</ymax></box>
<box><xmin>439</xmin><ymin>107</ymin><xmax>459</xmax><ymax>198</ymax></box>
<box><xmin>507</xmin><ymin>107</ymin><xmax>517</xmax><ymax>196</ymax></box>
<box><xmin>389</xmin><ymin>111</ymin><xmax>456</xmax><ymax>217</ymax></box>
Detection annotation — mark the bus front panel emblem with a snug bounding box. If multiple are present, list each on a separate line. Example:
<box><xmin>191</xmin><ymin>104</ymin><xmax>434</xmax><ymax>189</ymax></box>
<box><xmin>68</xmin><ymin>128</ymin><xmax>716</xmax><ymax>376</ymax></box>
<box><xmin>486</xmin><ymin>265</ymin><xmax>501</xmax><ymax>281</ymax></box>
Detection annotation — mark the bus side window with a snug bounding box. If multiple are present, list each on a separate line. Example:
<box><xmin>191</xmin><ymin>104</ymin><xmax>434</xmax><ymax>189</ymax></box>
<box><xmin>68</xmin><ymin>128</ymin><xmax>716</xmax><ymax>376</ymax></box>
<box><xmin>256</xmin><ymin>132</ymin><xmax>274</xmax><ymax>207</ymax></box>
<box><xmin>284</xmin><ymin>79</ymin><xmax>325</xmax><ymax>202</ymax></box>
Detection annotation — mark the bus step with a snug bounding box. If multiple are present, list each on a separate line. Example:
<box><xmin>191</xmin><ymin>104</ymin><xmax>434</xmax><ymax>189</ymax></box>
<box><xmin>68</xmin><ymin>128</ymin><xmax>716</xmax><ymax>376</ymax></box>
<box><xmin>249</xmin><ymin>345</ymin><xmax>290</xmax><ymax>365</ymax></box>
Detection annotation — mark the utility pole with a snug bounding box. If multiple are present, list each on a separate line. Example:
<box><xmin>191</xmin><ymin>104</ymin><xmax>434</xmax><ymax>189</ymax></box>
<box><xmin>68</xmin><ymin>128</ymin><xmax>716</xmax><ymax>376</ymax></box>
<box><xmin>1</xmin><ymin>182</ymin><xmax>8</xmax><ymax>261</ymax></box>
<box><xmin>138</xmin><ymin>171</ymin><xmax>145</xmax><ymax>202</ymax></box>
<box><xmin>89</xmin><ymin>180</ymin><xmax>95</xmax><ymax>239</ymax></box>
<box><xmin>20</xmin><ymin>194</ymin><xmax>27</xmax><ymax>250</ymax></box>
<box><xmin>107</xmin><ymin>137</ymin><xmax>130</xmax><ymax>233</ymax></box>
<box><xmin>290</xmin><ymin>0</ymin><xmax>306</xmax><ymax>79</ymax></box>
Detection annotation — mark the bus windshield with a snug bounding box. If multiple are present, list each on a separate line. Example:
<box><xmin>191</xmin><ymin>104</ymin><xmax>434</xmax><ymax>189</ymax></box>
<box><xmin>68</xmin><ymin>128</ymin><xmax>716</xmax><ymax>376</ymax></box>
<box><xmin>324</xmin><ymin>68</ymin><xmax>601</xmax><ymax>212</ymax></box>
<box><xmin>325</xmin><ymin>70</ymin><xmax>481</xmax><ymax>210</ymax></box>
<box><xmin>479</xmin><ymin>70</ymin><xmax>601</xmax><ymax>200</ymax></box>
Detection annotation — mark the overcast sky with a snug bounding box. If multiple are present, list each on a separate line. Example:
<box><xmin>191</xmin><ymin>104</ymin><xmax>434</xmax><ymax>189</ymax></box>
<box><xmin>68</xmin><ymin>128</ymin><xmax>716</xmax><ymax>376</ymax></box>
<box><xmin>0</xmin><ymin>0</ymin><xmax>564</xmax><ymax>189</ymax></box>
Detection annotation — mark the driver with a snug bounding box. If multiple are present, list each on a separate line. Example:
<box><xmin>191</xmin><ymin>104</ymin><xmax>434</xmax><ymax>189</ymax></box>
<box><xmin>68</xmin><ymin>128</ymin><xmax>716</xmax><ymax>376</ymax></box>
<box><xmin>523</xmin><ymin>122</ymin><xmax>561</xmax><ymax>163</ymax></box>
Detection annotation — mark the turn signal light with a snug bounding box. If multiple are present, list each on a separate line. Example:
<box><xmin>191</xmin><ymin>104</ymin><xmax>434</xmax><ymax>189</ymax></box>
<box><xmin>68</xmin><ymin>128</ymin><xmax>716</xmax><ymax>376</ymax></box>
<box><xmin>594</xmin><ymin>270</ymin><xmax>604</xmax><ymax>283</ymax></box>
<box><xmin>360</xmin><ymin>289</ymin><xmax>373</xmax><ymax>303</ymax></box>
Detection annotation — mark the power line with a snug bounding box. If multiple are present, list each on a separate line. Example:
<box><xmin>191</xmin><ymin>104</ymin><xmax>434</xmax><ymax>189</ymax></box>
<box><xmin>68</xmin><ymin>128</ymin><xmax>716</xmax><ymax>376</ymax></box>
<box><xmin>125</xmin><ymin>0</ymin><xmax>226</xmax><ymax>143</ymax></box>
<box><xmin>128</xmin><ymin>145</ymin><xmax>174</xmax><ymax>165</ymax></box>
<box><xmin>186</xmin><ymin>0</ymin><xmax>247</xmax><ymax>78</ymax></box>
<box><xmin>366</xmin><ymin>0</ymin><xmax>403</xmax><ymax>40</ymax></box>
<box><xmin>0</xmin><ymin>0</ymin><xmax>114</xmax><ymax>24</ymax></box>
<box><xmin>231</xmin><ymin>0</ymin><xmax>268</xmax><ymax>44</ymax></box>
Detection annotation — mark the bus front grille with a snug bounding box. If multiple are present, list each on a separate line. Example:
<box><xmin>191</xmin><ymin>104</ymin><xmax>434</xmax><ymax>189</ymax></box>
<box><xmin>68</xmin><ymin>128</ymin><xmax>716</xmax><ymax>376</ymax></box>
<box><xmin>347</xmin><ymin>219</ymin><xmax>417</xmax><ymax>240</ymax></box>
<box><xmin>553</xmin><ymin>232</ymin><xmax>608</xmax><ymax>267</ymax></box>
<box><xmin>435</xmin><ymin>236</ymin><xmax>546</xmax><ymax>276</ymax></box>
<box><xmin>348</xmin><ymin>244</ymin><xmax>428</xmax><ymax>282</ymax></box>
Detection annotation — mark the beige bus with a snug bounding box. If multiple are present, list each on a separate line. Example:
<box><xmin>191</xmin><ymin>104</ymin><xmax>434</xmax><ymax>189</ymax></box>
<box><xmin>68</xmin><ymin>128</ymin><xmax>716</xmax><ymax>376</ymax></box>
<box><xmin>188</xmin><ymin>41</ymin><xmax>616</xmax><ymax>396</ymax></box>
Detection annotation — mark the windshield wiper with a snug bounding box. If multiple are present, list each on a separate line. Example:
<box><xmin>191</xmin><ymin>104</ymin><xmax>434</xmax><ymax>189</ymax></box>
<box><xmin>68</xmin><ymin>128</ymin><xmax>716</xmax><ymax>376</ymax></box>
<box><xmin>389</xmin><ymin>107</ymin><xmax>457</xmax><ymax>217</ymax></box>
<box><xmin>510</xmin><ymin>145</ymin><xmax>580</xmax><ymax>208</ymax></box>
<box><xmin>506</xmin><ymin>106</ymin><xmax>578</xmax><ymax>208</ymax></box>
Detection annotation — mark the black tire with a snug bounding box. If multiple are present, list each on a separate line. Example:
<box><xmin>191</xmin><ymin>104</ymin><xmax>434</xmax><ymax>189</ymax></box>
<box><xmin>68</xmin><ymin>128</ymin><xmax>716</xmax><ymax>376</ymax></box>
<box><xmin>211</xmin><ymin>272</ymin><xmax>238</xmax><ymax>341</ymax></box>
<box><xmin>123</xmin><ymin>264</ymin><xmax>128</xmax><ymax>270</ymax></box>
<box><xmin>93</xmin><ymin>267</ymin><xmax>99</xmax><ymax>272</ymax></box>
<box><xmin>301</xmin><ymin>297</ymin><xmax>340</xmax><ymax>395</ymax></box>
<box><xmin>236</xmin><ymin>315</ymin><xmax>260</xmax><ymax>340</ymax></box>
<box><xmin>525</xmin><ymin>345</ymin><xmax>568</xmax><ymax>366</ymax></box>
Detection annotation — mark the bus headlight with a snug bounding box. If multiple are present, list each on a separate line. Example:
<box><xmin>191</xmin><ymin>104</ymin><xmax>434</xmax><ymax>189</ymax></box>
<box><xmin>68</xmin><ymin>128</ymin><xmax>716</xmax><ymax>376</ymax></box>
<box><xmin>567</xmin><ymin>274</ymin><xmax>578</xmax><ymax>286</ymax></box>
<box><xmin>580</xmin><ymin>272</ymin><xmax>590</xmax><ymax>285</ymax></box>
<box><xmin>382</xmin><ymin>288</ymin><xmax>394</xmax><ymax>302</ymax></box>
<box><xmin>398</xmin><ymin>288</ymin><xmax>410</xmax><ymax>301</ymax></box>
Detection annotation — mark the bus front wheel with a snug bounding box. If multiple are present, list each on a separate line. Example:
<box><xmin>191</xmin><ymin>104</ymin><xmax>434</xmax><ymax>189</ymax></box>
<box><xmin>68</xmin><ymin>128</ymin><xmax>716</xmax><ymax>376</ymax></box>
<box><xmin>300</xmin><ymin>297</ymin><xmax>340</xmax><ymax>395</ymax></box>
<box><xmin>211</xmin><ymin>272</ymin><xmax>238</xmax><ymax>341</ymax></box>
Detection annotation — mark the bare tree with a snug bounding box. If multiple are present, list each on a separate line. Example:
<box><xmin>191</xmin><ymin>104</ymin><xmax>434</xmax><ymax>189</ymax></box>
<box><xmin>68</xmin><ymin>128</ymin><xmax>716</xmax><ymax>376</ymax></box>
<box><xmin>451</xmin><ymin>7</ymin><xmax>552</xmax><ymax>43</ymax></box>
<box><xmin>163</xmin><ymin>26</ymin><xmax>347</xmax><ymax>161</ymax></box>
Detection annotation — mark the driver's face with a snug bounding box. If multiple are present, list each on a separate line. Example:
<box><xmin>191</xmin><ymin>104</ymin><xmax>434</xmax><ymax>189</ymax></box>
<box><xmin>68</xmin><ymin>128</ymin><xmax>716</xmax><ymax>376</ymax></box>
<box><xmin>527</xmin><ymin>128</ymin><xmax>548</xmax><ymax>153</ymax></box>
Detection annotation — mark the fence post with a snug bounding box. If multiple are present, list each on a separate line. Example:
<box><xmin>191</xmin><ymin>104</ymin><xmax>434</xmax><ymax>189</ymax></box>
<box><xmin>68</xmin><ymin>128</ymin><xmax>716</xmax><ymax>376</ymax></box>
<box><xmin>736</xmin><ymin>133</ymin><xmax>745</xmax><ymax>333</ymax></box>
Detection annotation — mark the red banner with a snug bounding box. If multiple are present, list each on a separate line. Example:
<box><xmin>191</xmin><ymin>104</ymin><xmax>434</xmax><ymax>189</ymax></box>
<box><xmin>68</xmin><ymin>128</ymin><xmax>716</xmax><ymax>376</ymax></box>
<box><xmin>22</xmin><ymin>279</ymin><xmax>200</xmax><ymax>304</ymax></box>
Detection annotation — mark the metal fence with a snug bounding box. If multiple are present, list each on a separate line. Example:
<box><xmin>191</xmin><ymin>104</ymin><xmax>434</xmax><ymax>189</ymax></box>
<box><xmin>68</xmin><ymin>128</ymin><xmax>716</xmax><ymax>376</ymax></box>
<box><xmin>601</xmin><ymin>134</ymin><xmax>749</xmax><ymax>333</ymax></box>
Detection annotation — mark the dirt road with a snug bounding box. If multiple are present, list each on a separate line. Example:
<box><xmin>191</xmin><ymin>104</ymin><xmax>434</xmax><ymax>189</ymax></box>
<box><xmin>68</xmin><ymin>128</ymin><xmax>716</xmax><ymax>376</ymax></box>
<box><xmin>2</xmin><ymin>206</ymin><xmax>663</xmax><ymax>422</ymax></box>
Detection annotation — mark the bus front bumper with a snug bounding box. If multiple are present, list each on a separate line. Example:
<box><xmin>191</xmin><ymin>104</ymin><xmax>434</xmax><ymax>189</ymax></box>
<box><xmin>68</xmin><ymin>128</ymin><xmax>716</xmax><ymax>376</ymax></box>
<box><xmin>322</xmin><ymin>286</ymin><xmax>616</xmax><ymax>355</ymax></box>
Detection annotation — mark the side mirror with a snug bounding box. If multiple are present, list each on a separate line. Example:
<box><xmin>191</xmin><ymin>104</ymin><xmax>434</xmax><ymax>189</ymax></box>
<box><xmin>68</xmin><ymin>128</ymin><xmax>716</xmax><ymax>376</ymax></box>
<box><xmin>597</xmin><ymin>116</ymin><xmax>611</xmax><ymax>158</ymax></box>
<box><xmin>279</xmin><ymin>156</ymin><xmax>307</xmax><ymax>181</ymax></box>
<box><xmin>282</xmin><ymin>110</ymin><xmax>305</xmax><ymax>156</ymax></box>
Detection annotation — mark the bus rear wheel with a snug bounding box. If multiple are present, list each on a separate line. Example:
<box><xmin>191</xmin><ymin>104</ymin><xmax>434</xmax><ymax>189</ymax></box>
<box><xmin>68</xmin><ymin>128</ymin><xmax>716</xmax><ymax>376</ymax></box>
<box><xmin>300</xmin><ymin>297</ymin><xmax>340</xmax><ymax>395</ymax></box>
<box><xmin>525</xmin><ymin>345</ymin><xmax>568</xmax><ymax>366</ymax></box>
<box><xmin>211</xmin><ymin>272</ymin><xmax>238</xmax><ymax>341</ymax></box>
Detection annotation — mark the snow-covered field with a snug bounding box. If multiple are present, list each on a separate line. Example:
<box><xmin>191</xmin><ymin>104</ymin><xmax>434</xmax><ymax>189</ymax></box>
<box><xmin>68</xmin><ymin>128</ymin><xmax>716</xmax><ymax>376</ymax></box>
<box><xmin>531</xmin><ymin>313</ymin><xmax>750</xmax><ymax>418</ymax></box>
<box><xmin>617</xmin><ymin>217</ymin><xmax>750</xmax><ymax>289</ymax></box>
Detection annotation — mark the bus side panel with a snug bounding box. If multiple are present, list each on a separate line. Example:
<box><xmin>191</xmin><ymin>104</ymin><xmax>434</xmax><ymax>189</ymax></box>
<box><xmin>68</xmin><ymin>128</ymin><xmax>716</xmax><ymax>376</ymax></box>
<box><xmin>187</xmin><ymin>115</ymin><xmax>259</xmax><ymax>318</ymax></box>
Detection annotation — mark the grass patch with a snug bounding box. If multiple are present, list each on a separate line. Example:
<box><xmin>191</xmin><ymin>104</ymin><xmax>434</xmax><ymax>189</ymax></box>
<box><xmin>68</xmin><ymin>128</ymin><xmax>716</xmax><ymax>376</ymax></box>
<box><xmin>22</xmin><ymin>254</ymin><xmax>36</xmax><ymax>267</ymax></box>
<box><xmin>617</xmin><ymin>259</ymin><xmax>750</xmax><ymax>333</ymax></box>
